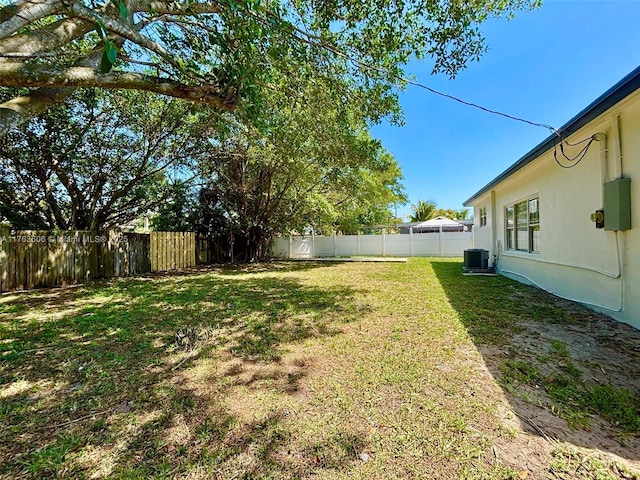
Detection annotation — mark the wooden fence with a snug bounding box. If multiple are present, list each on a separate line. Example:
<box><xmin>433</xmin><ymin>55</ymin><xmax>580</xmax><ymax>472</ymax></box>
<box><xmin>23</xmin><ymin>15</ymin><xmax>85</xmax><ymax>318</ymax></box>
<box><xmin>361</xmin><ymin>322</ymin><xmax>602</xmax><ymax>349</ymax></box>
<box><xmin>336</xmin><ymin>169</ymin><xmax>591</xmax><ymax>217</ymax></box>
<box><xmin>150</xmin><ymin>231</ymin><xmax>196</xmax><ymax>272</ymax></box>
<box><xmin>0</xmin><ymin>226</ymin><xmax>200</xmax><ymax>293</ymax></box>
<box><xmin>195</xmin><ymin>233</ymin><xmax>229</xmax><ymax>264</ymax></box>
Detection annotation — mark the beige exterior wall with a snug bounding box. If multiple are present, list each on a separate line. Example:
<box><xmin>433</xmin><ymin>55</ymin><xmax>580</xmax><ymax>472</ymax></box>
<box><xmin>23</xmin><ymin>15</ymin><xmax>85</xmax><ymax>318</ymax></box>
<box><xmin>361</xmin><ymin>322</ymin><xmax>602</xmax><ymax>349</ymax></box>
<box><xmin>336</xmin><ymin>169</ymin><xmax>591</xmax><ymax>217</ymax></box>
<box><xmin>469</xmin><ymin>90</ymin><xmax>640</xmax><ymax>330</ymax></box>
<box><xmin>472</xmin><ymin>192</ymin><xmax>494</xmax><ymax>260</ymax></box>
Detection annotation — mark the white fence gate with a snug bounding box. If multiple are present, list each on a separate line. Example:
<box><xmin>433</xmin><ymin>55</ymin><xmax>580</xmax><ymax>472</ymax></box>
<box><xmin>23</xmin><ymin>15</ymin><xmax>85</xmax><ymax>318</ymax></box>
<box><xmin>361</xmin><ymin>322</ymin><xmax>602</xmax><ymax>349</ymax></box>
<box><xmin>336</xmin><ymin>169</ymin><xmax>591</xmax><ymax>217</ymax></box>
<box><xmin>274</xmin><ymin>232</ymin><xmax>473</xmax><ymax>258</ymax></box>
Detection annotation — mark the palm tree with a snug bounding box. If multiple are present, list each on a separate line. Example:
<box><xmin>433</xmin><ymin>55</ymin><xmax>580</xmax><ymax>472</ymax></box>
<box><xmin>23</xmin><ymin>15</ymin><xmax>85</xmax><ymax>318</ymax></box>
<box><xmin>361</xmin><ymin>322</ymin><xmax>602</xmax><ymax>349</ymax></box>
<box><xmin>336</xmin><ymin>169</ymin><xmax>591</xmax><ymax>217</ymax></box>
<box><xmin>455</xmin><ymin>209</ymin><xmax>470</xmax><ymax>220</ymax></box>
<box><xmin>409</xmin><ymin>200</ymin><xmax>437</xmax><ymax>222</ymax></box>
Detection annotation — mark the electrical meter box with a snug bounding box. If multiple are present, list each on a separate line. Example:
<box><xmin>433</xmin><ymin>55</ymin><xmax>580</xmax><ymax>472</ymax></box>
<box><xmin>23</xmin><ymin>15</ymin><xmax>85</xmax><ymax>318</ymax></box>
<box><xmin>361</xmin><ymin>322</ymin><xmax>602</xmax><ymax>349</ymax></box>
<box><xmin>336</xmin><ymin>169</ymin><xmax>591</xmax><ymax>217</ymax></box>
<box><xmin>603</xmin><ymin>177</ymin><xmax>631</xmax><ymax>231</ymax></box>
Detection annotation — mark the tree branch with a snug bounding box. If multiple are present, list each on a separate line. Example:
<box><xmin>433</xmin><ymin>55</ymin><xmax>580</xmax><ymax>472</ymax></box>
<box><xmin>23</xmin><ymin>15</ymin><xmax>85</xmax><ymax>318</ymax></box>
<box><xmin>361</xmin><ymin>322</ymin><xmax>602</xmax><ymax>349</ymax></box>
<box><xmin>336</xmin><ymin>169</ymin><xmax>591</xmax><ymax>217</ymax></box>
<box><xmin>66</xmin><ymin>1</ymin><xmax>200</xmax><ymax>79</ymax></box>
<box><xmin>0</xmin><ymin>62</ymin><xmax>235</xmax><ymax>107</ymax></box>
<box><xmin>0</xmin><ymin>17</ymin><xmax>93</xmax><ymax>55</ymax></box>
<box><xmin>0</xmin><ymin>0</ymin><xmax>61</xmax><ymax>39</ymax></box>
<box><xmin>119</xmin><ymin>54</ymin><xmax>174</xmax><ymax>77</ymax></box>
<box><xmin>0</xmin><ymin>45</ymin><xmax>106</xmax><ymax>134</ymax></box>
<box><xmin>129</xmin><ymin>0</ymin><xmax>222</xmax><ymax>16</ymax></box>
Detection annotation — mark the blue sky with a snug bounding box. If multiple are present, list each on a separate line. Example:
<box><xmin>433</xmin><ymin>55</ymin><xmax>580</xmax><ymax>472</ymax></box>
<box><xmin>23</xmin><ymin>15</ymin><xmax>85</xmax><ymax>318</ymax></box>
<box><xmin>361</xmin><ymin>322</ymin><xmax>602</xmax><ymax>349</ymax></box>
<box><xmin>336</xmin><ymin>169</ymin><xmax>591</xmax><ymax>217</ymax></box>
<box><xmin>371</xmin><ymin>0</ymin><xmax>640</xmax><ymax>220</ymax></box>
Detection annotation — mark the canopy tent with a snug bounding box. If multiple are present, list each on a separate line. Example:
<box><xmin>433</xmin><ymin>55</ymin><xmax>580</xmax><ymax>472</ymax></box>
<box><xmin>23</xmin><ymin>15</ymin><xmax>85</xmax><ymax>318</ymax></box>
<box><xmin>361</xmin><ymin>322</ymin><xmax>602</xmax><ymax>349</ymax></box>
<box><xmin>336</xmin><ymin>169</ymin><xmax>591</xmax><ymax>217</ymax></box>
<box><xmin>412</xmin><ymin>216</ymin><xmax>467</xmax><ymax>233</ymax></box>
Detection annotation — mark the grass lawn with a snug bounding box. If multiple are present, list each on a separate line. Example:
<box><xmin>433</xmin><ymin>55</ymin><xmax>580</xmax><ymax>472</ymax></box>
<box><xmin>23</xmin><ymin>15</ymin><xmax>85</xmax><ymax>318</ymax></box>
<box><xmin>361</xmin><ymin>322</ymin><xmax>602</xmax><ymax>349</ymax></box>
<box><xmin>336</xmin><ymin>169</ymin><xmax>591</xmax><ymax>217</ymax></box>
<box><xmin>0</xmin><ymin>258</ymin><xmax>638</xmax><ymax>479</ymax></box>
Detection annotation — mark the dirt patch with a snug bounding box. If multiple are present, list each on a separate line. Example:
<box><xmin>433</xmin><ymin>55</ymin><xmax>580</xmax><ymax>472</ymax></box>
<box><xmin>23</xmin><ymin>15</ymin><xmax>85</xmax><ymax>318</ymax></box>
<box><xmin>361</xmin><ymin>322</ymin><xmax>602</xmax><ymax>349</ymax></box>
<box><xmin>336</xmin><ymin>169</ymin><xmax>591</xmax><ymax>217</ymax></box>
<box><xmin>477</xmin><ymin>301</ymin><xmax>640</xmax><ymax>478</ymax></box>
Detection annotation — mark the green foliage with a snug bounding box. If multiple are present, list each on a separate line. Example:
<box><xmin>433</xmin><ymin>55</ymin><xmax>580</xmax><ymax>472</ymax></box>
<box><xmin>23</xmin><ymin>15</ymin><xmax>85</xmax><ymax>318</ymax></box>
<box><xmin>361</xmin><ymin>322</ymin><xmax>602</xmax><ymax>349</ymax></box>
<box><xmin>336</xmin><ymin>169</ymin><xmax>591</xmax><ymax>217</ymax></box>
<box><xmin>455</xmin><ymin>208</ymin><xmax>470</xmax><ymax>220</ymax></box>
<box><xmin>99</xmin><ymin>40</ymin><xmax>118</xmax><ymax>73</ymax></box>
<box><xmin>409</xmin><ymin>202</ymin><xmax>469</xmax><ymax>222</ymax></box>
<box><xmin>116</xmin><ymin>1</ymin><xmax>128</xmax><ymax>20</ymax></box>
<box><xmin>500</xmin><ymin>360</ymin><xmax>541</xmax><ymax>385</ymax></box>
<box><xmin>550</xmin><ymin>339</ymin><xmax>571</xmax><ymax>358</ymax></box>
<box><xmin>1</xmin><ymin>0</ymin><xmax>541</xmax><ymax>132</ymax></box>
<box><xmin>193</xmin><ymin>71</ymin><xmax>407</xmax><ymax>259</ymax></box>
<box><xmin>585</xmin><ymin>384</ymin><xmax>640</xmax><ymax>432</ymax></box>
<box><xmin>0</xmin><ymin>89</ymin><xmax>216</xmax><ymax>230</ymax></box>
<box><xmin>19</xmin><ymin>433</ymin><xmax>84</xmax><ymax>476</ymax></box>
<box><xmin>151</xmin><ymin>181</ymin><xmax>196</xmax><ymax>232</ymax></box>
<box><xmin>151</xmin><ymin>181</ymin><xmax>230</xmax><ymax>236</ymax></box>
<box><xmin>409</xmin><ymin>200</ymin><xmax>437</xmax><ymax>222</ymax></box>
<box><xmin>430</xmin><ymin>208</ymin><xmax>460</xmax><ymax>219</ymax></box>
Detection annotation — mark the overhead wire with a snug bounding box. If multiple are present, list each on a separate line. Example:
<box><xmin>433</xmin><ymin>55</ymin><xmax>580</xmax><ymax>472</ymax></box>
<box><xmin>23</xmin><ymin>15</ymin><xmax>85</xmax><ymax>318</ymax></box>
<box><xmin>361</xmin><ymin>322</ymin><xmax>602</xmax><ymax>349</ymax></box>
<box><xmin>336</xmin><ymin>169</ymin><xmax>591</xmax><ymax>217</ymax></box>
<box><xmin>250</xmin><ymin>8</ymin><xmax>597</xmax><ymax>167</ymax></box>
<box><xmin>247</xmin><ymin>9</ymin><xmax>560</xmax><ymax>134</ymax></box>
<box><xmin>339</xmin><ymin>56</ymin><xmax>600</xmax><ymax>167</ymax></box>
<box><xmin>553</xmin><ymin>134</ymin><xmax>596</xmax><ymax>169</ymax></box>
<box><xmin>348</xmin><ymin>53</ymin><xmax>600</xmax><ymax>169</ymax></box>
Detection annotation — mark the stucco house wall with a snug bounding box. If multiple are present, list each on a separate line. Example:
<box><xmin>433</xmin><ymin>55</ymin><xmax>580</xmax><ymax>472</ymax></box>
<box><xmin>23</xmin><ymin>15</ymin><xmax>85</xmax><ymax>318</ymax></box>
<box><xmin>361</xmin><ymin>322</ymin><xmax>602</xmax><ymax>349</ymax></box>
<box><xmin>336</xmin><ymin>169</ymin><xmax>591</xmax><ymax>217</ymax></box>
<box><xmin>465</xmin><ymin>69</ymin><xmax>640</xmax><ymax>330</ymax></box>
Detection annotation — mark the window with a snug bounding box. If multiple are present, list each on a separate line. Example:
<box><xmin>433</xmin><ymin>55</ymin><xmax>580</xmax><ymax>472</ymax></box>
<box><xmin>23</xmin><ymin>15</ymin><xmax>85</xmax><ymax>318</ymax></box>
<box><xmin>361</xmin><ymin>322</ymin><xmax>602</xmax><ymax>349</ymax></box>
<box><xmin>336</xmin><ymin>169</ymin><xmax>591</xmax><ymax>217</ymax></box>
<box><xmin>479</xmin><ymin>207</ymin><xmax>487</xmax><ymax>227</ymax></box>
<box><xmin>505</xmin><ymin>205</ymin><xmax>514</xmax><ymax>250</ymax></box>
<box><xmin>529</xmin><ymin>198</ymin><xmax>540</xmax><ymax>252</ymax></box>
<box><xmin>505</xmin><ymin>196</ymin><xmax>539</xmax><ymax>252</ymax></box>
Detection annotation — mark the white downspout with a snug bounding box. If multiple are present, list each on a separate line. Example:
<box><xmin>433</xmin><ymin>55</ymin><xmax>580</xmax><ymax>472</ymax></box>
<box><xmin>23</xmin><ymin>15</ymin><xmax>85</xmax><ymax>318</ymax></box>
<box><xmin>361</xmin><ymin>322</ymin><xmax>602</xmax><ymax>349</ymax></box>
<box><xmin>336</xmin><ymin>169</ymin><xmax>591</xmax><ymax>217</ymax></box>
<box><xmin>490</xmin><ymin>190</ymin><xmax>497</xmax><ymax>269</ymax></box>
<box><xmin>589</xmin><ymin>121</ymin><xmax>625</xmax><ymax>312</ymax></box>
<box><xmin>612</xmin><ymin>114</ymin><xmax>623</xmax><ymax>178</ymax></box>
<box><xmin>612</xmin><ymin>114</ymin><xmax>627</xmax><ymax>313</ymax></box>
<box><xmin>593</xmin><ymin>132</ymin><xmax>609</xmax><ymax>186</ymax></box>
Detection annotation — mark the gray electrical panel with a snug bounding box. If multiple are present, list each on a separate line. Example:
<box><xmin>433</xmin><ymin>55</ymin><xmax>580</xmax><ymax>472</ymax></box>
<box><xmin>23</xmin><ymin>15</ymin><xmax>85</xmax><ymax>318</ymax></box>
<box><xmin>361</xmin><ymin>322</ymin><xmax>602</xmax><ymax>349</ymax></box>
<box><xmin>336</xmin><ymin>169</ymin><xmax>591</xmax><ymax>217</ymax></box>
<box><xmin>603</xmin><ymin>177</ymin><xmax>631</xmax><ymax>231</ymax></box>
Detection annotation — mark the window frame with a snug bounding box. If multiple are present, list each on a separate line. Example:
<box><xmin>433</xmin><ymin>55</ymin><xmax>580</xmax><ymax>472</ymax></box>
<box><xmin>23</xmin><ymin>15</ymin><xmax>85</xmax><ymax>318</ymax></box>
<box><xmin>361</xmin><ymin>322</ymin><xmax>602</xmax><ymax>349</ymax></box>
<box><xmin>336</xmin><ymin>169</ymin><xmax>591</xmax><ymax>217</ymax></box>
<box><xmin>505</xmin><ymin>205</ymin><xmax>514</xmax><ymax>250</ymax></box>
<box><xmin>504</xmin><ymin>195</ymin><xmax>539</xmax><ymax>253</ymax></box>
<box><xmin>479</xmin><ymin>207</ymin><xmax>487</xmax><ymax>227</ymax></box>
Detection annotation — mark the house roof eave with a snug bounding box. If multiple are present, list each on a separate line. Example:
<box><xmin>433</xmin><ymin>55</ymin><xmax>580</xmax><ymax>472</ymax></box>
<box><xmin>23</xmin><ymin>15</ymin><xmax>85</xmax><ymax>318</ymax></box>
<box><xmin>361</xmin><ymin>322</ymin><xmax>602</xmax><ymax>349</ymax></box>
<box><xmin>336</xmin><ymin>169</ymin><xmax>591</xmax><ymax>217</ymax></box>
<box><xmin>463</xmin><ymin>65</ymin><xmax>640</xmax><ymax>207</ymax></box>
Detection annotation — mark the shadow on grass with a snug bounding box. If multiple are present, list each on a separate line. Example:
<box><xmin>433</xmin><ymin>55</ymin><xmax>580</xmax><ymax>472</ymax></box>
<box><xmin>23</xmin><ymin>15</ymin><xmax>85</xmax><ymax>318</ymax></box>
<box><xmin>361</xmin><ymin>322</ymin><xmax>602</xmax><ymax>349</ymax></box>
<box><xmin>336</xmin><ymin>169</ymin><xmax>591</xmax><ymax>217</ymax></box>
<box><xmin>0</xmin><ymin>262</ymin><xmax>364</xmax><ymax>478</ymax></box>
<box><xmin>431</xmin><ymin>260</ymin><xmax>640</xmax><ymax>463</ymax></box>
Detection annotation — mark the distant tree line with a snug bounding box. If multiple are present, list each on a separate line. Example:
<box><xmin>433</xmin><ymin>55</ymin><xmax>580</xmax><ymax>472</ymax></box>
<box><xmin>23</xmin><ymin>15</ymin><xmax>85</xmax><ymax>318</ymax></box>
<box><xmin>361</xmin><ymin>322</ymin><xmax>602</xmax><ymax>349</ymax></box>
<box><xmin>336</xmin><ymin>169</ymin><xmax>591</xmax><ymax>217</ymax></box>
<box><xmin>408</xmin><ymin>200</ymin><xmax>469</xmax><ymax>222</ymax></box>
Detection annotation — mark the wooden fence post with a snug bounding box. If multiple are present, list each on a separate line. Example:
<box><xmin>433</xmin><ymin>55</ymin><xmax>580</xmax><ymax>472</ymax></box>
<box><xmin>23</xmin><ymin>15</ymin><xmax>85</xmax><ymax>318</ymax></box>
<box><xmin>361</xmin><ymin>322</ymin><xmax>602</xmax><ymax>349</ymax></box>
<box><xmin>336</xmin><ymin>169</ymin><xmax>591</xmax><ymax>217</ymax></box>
<box><xmin>0</xmin><ymin>223</ymin><xmax>10</xmax><ymax>293</ymax></box>
<box><xmin>169</xmin><ymin>232</ymin><xmax>174</xmax><ymax>271</ymax></box>
<box><xmin>161</xmin><ymin>232</ymin><xmax>166</xmax><ymax>271</ymax></box>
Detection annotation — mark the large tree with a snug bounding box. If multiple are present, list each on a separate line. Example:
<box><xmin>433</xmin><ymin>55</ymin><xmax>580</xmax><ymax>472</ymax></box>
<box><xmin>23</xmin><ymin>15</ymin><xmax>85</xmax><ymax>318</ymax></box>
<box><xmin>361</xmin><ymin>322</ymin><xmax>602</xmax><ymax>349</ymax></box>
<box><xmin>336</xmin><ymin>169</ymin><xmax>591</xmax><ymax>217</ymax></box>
<box><xmin>0</xmin><ymin>0</ymin><xmax>540</xmax><ymax>134</ymax></box>
<box><xmin>0</xmin><ymin>88</ymin><xmax>214</xmax><ymax>230</ymax></box>
<box><xmin>193</xmin><ymin>137</ymin><xmax>405</xmax><ymax>260</ymax></box>
<box><xmin>188</xmin><ymin>71</ymin><xmax>407</xmax><ymax>260</ymax></box>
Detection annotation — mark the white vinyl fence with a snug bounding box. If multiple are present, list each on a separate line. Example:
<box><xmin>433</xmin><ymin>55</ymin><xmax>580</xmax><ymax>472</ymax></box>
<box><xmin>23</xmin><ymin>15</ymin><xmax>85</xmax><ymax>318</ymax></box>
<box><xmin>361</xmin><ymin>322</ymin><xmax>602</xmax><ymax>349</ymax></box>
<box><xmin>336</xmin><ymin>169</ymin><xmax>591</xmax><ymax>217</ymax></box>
<box><xmin>274</xmin><ymin>231</ymin><xmax>473</xmax><ymax>258</ymax></box>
